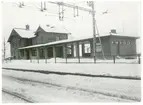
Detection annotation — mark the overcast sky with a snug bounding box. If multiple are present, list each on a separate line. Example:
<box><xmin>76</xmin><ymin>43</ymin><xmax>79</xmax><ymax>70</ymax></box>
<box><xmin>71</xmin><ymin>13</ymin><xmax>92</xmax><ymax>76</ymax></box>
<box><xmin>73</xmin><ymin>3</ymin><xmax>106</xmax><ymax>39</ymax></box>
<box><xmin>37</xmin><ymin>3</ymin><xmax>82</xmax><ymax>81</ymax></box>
<box><xmin>2</xmin><ymin>1</ymin><xmax>141</xmax><ymax>56</ymax></box>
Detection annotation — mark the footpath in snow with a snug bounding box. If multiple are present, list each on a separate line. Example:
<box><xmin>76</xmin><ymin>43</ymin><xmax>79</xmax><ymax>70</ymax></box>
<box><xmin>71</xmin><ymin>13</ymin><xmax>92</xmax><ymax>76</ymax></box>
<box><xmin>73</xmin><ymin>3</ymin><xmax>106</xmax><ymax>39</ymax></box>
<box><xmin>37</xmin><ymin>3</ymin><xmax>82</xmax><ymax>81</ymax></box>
<box><xmin>2</xmin><ymin>59</ymin><xmax>141</xmax><ymax>79</ymax></box>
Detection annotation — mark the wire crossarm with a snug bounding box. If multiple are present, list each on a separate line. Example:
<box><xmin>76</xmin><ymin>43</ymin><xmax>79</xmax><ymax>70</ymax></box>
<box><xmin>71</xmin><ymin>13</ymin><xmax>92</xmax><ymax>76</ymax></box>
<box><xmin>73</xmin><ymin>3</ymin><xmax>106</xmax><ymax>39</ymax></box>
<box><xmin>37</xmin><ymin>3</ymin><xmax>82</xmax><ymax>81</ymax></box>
<box><xmin>48</xmin><ymin>1</ymin><xmax>95</xmax><ymax>13</ymax></box>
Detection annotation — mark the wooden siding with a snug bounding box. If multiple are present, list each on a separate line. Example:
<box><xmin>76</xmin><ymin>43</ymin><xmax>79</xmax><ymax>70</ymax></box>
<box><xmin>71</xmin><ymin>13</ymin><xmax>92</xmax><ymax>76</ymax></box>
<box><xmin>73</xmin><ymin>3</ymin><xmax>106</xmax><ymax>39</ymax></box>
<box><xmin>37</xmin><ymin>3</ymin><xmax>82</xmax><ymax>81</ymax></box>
<box><xmin>110</xmin><ymin>36</ymin><xmax>137</xmax><ymax>56</ymax></box>
<box><xmin>32</xmin><ymin>32</ymin><xmax>68</xmax><ymax>45</ymax></box>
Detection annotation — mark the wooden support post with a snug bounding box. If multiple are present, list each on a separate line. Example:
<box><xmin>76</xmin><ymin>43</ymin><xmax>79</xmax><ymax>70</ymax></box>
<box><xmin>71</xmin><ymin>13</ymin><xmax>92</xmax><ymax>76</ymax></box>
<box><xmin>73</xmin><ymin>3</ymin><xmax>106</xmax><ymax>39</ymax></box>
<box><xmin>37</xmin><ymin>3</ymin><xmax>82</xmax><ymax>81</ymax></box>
<box><xmin>44</xmin><ymin>47</ymin><xmax>48</xmax><ymax>63</ymax></box>
<box><xmin>71</xmin><ymin>44</ymin><xmax>74</xmax><ymax>57</ymax></box>
<box><xmin>36</xmin><ymin>48</ymin><xmax>39</xmax><ymax>63</ymax></box>
<box><xmin>18</xmin><ymin>50</ymin><xmax>20</xmax><ymax>60</ymax></box>
<box><xmin>63</xmin><ymin>44</ymin><xmax>67</xmax><ymax>63</ymax></box>
<box><xmin>113</xmin><ymin>56</ymin><xmax>116</xmax><ymax>64</ymax></box>
<box><xmin>29</xmin><ymin>49</ymin><xmax>32</xmax><ymax>63</ymax></box>
<box><xmin>53</xmin><ymin>46</ymin><xmax>56</xmax><ymax>63</ymax></box>
<box><xmin>138</xmin><ymin>54</ymin><xmax>141</xmax><ymax>64</ymax></box>
<box><xmin>91</xmin><ymin>1</ymin><xmax>96</xmax><ymax>64</ymax></box>
<box><xmin>24</xmin><ymin>49</ymin><xmax>26</xmax><ymax>60</ymax></box>
<box><xmin>81</xmin><ymin>43</ymin><xmax>84</xmax><ymax>57</ymax></box>
<box><xmin>76</xmin><ymin>42</ymin><xmax>80</xmax><ymax>63</ymax></box>
<box><xmin>18</xmin><ymin>50</ymin><xmax>20</xmax><ymax>59</ymax></box>
<box><xmin>90</xmin><ymin>40</ymin><xmax>93</xmax><ymax>58</ymax></box>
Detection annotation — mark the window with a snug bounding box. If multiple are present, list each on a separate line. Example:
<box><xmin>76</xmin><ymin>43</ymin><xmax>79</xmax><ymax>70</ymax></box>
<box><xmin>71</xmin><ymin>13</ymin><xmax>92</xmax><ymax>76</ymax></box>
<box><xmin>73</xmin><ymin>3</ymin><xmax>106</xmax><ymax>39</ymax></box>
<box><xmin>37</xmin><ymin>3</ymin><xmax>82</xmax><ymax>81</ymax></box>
<box><xmin>112</xmin><ymin>41</ymin><xmax>115</xmax><ymax>44</ymax></box>
<box><xmin>56</xmin><ymin>36</ymin><xmax>60</xmax><ymax>41</ymax></box>
<box><xmin>123</xmin><ymin>41</ymin><xmax>126</xmax><ymax>45</ymax></box>
<box><xmin>112</xmin><ymin>41</ymin><xmax>118</xmax><ymax>44</ymax></box>
<box><xmin>67</xmin><ymin>45</ymin><xmax>72</xmax><ymax>54</ymax></box>
<box><xmin>115</xmin><ymin>41</ymin><xmax>118</xmax><ymax>44</ymax></box>
<box><xmin>127</xmin><ymin>41</ymin><xmax>131</xmax><ymax>45</ymax></box>
<box><xmin>32</xmin><ymin>48</ymin><xmax>36</xmax><ymax>56</ymax></box>
<box><xmin>84</xmin><ymin>44</ymin><xmax>91</xmax><ymax>53</ymax></box>
<box><xmin>119</xmin><ymin>41</ymin><xmax>123</xmax><ymax>44</ymax></box>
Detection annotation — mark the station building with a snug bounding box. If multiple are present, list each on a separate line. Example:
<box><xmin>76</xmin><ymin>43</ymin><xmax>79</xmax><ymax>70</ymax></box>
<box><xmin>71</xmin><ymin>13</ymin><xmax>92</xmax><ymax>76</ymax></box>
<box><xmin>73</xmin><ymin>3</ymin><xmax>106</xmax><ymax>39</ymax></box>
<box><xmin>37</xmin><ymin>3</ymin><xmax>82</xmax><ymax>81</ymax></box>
<box><xmin>7</xmin><ymin>24</ymin><xmax>139</xmax><ymax>60</ymax></box>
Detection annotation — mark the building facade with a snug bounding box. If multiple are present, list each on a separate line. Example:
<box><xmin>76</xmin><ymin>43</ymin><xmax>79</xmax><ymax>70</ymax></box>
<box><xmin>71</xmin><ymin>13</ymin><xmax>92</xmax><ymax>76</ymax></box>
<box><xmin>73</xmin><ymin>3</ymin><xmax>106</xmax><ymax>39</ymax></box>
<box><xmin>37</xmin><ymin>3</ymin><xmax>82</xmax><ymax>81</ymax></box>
<box><xmin>8</xmin><ymin>26</ymin><xmax>139</xmax><ymax>60</ymax></box>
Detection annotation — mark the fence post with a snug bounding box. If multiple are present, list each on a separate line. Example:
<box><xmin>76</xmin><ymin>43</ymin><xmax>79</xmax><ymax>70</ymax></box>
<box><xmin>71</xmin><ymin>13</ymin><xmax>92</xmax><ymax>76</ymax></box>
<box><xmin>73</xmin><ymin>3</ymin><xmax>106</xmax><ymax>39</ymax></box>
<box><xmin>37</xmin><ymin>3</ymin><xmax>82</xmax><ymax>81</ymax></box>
<box><xmin>138</xmin><ymin>54</ymin><xmax>141</xmax><ymax>64</ymax></box>
<box><xmin>53</xmin><ymin>46</ymin><xmax>56</xmax><ymax>63</ymax></box>
<box><xmin>37</xmin><ymin>58</ymin><xmax>39</xmax><ymax>63</ymax></box>
<box><xmin>64</xmin><ymin>44</ymin><xmax>67</xmax><ymax>64</ymax></box>
<box><xmin>36</xmin><ymin>48</ymin><xmax>39</xmax><ymax>64</ymax></box>
<box><xmin>113</xmin><ymin>56</ymin><xmax>116</xmax><ymax>64</ymax></box>
<box><xmin>30</xmin><ymin>58</ymin><xmax>32</xmax><ymax>63</ymax></box>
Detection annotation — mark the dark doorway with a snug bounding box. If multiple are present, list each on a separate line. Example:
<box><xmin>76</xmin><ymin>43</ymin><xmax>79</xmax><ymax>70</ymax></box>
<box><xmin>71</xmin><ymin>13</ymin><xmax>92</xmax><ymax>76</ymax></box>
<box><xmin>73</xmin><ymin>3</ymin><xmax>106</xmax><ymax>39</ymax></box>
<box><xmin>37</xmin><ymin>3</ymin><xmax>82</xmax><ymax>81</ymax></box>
<box><xmin>48</xmin><ymin>47</ymin><xmax>53</xmax><ymax>58</ymax></box>
<box><xmin>56</xmin><ymin>46</ymin><xmax>63</xmax><ymax>57</ymax></box>
<box><xmin>26</xmin><ymin>49</ymin><xmax>30</xmax><ymax>59</ymax></box>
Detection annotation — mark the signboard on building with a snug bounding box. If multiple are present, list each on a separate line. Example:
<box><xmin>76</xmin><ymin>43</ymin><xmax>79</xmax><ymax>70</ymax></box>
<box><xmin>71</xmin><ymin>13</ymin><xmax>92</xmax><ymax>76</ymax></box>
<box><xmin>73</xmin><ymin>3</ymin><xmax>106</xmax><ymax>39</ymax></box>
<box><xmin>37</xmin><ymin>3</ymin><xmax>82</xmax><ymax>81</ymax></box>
<box><xmin>96</xmin><ymin>43</ymin><xmax>102</xmax><ymax>52</ymax></box>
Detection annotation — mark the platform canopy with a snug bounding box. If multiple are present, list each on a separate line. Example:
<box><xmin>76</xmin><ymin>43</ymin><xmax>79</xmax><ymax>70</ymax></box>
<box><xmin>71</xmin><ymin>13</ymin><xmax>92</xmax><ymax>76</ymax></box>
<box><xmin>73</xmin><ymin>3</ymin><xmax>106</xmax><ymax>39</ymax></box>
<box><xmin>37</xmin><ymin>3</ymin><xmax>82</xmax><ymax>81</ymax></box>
<box><xmin>18</xmin><ymin>34</ymin><xmax>139</xmax><ymax>50</ymax></box>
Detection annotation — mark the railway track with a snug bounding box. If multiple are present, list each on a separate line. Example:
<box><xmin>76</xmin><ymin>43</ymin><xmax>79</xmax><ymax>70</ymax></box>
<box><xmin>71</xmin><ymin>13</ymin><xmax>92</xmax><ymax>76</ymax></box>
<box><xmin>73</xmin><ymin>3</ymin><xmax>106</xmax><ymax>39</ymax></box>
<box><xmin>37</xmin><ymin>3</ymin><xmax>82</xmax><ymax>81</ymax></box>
<box><xmin>2</xmin><ymin>88</ymin><xmax>35</xmax><ymax>103</ymax></box>
<box><xmin>3</xmin><ymin>75</ymin><xmax>141</xmax><ymax>102</ymax></box>
<box><xmin>2</xmin><ymin>67</ymin><xmax>141</xmax><ymax>80</ymax></box>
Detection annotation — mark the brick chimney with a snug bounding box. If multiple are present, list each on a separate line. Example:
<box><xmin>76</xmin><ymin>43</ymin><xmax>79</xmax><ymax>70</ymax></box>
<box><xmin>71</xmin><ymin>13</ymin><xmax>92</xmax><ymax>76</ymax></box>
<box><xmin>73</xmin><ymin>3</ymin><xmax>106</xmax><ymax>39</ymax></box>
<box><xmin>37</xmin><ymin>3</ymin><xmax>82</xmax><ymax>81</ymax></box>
<box><xmin>26</xmin><ymin>24</ymin><xmax>30</xmax><ymax>30</ymax></box>
<box><xmin>111</xmin><ymin>29</ymin><xmax>116</xmax><ymax>33</ymax></box>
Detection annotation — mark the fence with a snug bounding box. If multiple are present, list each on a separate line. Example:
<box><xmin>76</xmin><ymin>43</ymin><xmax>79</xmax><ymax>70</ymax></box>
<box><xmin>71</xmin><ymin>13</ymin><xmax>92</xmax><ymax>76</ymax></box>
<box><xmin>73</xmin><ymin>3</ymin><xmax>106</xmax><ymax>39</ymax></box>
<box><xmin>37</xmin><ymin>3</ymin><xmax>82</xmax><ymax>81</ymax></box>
<box><xmin>4</xmin><ymin>54</ymin><xmax>141</xmax><ymax>64</ymax></box>
<box><xmin>28</xmin><ymin>54</ymin><xmax>141</xmax><ymax>64</ymax></box>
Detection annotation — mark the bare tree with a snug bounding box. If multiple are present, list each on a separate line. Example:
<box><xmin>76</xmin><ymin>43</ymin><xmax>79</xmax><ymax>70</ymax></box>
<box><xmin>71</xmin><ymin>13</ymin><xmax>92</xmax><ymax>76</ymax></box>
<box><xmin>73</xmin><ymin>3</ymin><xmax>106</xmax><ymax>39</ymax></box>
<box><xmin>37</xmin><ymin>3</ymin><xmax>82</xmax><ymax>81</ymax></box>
<box><xmin>2</xmin><ymin>37</ymin><xmax>7</xmax><ymax>61</ymax></box>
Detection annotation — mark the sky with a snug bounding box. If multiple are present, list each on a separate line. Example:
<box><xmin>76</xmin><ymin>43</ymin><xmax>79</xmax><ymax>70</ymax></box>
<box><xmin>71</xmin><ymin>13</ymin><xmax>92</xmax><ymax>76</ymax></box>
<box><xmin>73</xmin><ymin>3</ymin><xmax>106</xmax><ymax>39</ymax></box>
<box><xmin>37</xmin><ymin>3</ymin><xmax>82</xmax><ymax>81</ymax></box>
<box><xmin>1</xmin><ymin>0</ymin><xmax>141</xmax><ymax>57</ymax></box>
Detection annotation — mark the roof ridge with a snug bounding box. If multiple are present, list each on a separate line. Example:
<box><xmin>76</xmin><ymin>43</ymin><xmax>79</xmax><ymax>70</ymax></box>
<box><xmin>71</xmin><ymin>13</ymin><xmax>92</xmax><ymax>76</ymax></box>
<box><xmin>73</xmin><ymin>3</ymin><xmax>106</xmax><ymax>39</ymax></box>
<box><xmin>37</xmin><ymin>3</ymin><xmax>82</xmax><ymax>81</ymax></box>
<box><xmin>14</xmin><ymin>28</ymin><xmax>34</xmax><ymax>32</ymax></box>
<box><xmin>14</xmin><ymin>28</ymin><xmax>26</xmax><ymax>30</ymax></box>
<box><xmin>39</xmin><ymin>24</ymin><xmax>70</xmax><ymax>34</ymax></box>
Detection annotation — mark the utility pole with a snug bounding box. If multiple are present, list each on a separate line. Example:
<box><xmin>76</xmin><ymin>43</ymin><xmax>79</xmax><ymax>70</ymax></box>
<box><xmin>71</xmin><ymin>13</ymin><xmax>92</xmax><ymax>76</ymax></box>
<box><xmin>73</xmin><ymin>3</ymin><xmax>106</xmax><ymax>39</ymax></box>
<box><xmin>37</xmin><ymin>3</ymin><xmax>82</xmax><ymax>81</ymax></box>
<box><xmin>90</xmin><ymin>1</ymin><xmax>96</xmax><ymax>63</ymax></box>
<box><xmin>44</xmin><ymin>1</ymin><xmax>47</xmax><ymax>10</ymax></box>
<box><xmin>48</xmin><ymin>1</ymin><xmax>97</xmax><ymax>63</ymax></box>
<box><xmin>41</xmin><ymin>1</ymin><xmax>44</xmax><ymax>11</ymax></box>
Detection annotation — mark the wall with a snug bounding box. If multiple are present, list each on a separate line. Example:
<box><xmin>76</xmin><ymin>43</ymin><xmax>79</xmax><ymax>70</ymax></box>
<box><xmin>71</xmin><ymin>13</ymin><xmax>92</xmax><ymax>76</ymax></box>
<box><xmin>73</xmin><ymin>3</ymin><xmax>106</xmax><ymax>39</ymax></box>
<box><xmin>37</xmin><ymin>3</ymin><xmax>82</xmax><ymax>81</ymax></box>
<box><xmin>32</xmin><ymin>32</ymin><xmax>68</xmax><ymax>45</ymax></box>
<box><xmin>91</xmin><ymin>36</ymin><xmax>111</xmax><ymax>59</ymax></box>
<box><xmin>9</xmin><ymin>33</ymin><xmax>28</xmax><ymax>59</ymax></box>
<box><xmin>100</xmin><ymin>36</ymin><xmax>111</xmax><ymax>56</ymax></box>
<box><xmin>110</xmin><ymin>36</ymin><xmax>137</xmax><ymax>56</ymax></box>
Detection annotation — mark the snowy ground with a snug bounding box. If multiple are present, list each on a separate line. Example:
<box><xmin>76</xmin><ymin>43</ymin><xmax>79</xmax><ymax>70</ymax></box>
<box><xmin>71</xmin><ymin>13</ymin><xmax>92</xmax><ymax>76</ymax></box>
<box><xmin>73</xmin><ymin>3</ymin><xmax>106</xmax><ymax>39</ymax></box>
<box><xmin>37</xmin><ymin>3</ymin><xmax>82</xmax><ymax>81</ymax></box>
<box><xmin>2</xmin><ymin>59</ymin><xmax>141</xmax><ymax>102</ymax></box>
<box><xmin>2</xmin><ymin>92</ymin><xmax>28</xmax><ymax>103</ymax></box>
<box><xmin>3</xmin><ymin>59</ymin><xmax>141</xmax><ymax>78</ymax></box>
<box><xmin>2</xmin><ymin>69</ymin><xmax>141</xmax><ymax>102</ymax></box>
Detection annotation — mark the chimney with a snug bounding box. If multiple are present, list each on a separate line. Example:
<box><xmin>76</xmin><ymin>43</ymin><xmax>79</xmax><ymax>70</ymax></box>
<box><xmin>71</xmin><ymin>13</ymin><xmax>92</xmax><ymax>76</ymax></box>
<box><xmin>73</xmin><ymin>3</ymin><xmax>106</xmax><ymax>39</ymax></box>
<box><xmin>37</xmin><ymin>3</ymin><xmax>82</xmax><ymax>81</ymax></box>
<box><xmin>26</xmin><ymin>24</ymin><xmax>30</xmax><ymax>30</ymax></box>
<box><xmin>111</xmin><ymin>29</ymin><xmax>116</xmax><ymax>33</ymax></box>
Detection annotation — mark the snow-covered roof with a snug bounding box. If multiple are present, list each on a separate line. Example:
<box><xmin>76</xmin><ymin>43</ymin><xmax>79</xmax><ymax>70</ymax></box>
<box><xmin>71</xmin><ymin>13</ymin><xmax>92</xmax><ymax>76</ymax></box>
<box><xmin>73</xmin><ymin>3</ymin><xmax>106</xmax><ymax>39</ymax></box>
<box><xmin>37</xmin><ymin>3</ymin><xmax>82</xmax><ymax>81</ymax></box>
<box><xmin>14</xmin><ymin>28</ymin><xmax>35</xmax><ymax>38</ymax></box>
<box><xmin>38</xmin><ymin>24</ymin><xmax>70</xmax><ymax>34</ymax></box>
<box><xmin>19</xmin><ymin>37</ymin><xmax>92</xmax><ymax>49</ymax></box>
<box><xmin>108</xmin><ymin>32</ymin><xmax>139</xmax><ymax>38</ymax></box>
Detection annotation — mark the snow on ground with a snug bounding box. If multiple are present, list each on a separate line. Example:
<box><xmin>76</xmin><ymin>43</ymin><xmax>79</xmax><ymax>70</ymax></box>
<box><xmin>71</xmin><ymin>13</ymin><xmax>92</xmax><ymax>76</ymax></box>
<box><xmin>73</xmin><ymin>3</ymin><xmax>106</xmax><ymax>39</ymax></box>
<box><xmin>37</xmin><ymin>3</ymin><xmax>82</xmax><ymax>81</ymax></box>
<box><xmin>2</xmin><ymin>70</ymin><xmax>141</xmax><ymax>102</ymax></box>
<box><xmin>3</xmin><ymin>59</ymin><xmax>141</xmax><ymax>78</ymax></box>
<box><xmin>2</xmin><ymin>92</ymin><xmax>28</xmax><ymax>103</ymax></box>
<box><xmin>3</xmin><ymin>74</ymin><xmax>135</xmax><ymax>102</ymax></box>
